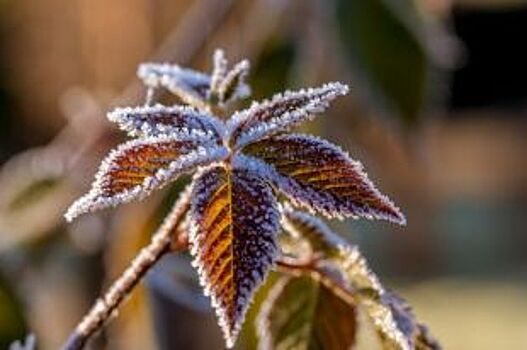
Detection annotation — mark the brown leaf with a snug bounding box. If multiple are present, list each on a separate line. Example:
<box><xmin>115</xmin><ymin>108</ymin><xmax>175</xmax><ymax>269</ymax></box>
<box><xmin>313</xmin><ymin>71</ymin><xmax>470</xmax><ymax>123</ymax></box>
<box><xmin>189</xmin><ymin>165</ymin><xmax>280</xmax><ymax>347</ymax></box>
<box><xmin>242</xmin><ymin>134</ymin><xmax>405</xmax><ymax>224</ymax></box>
<box><xmin>65</xmin><ymin>137</ymin><xmax>227</xmax><ymax>221</ymax></box>
<box><xmin>227</xmin><ymin>83</ymin><xmax>348</xmax><ymax>148</ymax></box>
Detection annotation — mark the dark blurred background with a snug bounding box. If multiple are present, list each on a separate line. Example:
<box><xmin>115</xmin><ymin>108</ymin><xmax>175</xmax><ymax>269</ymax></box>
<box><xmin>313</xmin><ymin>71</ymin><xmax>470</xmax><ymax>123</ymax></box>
<box><xmin>0</xmin><ymin>0</ymin><xmax>526</xmax><ymax>349</ymax></box>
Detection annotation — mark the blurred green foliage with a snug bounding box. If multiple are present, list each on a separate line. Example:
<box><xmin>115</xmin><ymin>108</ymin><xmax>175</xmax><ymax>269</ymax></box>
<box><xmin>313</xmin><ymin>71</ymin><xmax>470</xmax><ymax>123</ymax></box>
<box><xmin>249</xmin><ymin>38</ymin><xmax>296</xmax><ymax>100</ymax></box>
<box><xmin>336</xmin><ymin>0</ymin><xmax>427</xmax><ymax>124</ymax></box>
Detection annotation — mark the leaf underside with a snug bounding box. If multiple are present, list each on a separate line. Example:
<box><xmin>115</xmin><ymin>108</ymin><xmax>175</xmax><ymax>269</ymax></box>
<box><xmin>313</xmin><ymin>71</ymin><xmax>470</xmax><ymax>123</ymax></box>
<box><xmin>258</xmin><ymin>276</ymin><xmax>357</xmax><ymax>350</ymax></box>
<box><xmin>189</xmin><ymin>165</ymin><xmax>280</xmax><ymax>347</ymax></box>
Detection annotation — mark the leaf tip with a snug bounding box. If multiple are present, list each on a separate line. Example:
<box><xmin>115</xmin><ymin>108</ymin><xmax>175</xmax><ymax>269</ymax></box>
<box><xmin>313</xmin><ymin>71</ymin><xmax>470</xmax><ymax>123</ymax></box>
<box><xmin>64</xmin><ymin>195</ymin><xmax>91</xmax><ymax>222</ymax></box>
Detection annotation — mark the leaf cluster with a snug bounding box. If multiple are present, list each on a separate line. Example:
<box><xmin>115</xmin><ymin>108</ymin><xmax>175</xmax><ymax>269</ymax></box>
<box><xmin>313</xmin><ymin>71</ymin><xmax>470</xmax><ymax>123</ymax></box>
<box><xmin>65</xmin><ymin>49</ymin><xmax>437</xmax><ymax>349</ymax></box>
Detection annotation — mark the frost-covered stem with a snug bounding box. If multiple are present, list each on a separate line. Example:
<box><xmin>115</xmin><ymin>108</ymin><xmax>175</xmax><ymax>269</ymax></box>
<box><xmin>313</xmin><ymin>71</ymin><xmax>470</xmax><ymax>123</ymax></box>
<box><xmin>61</xmin><ymin>186</ymin><xmax>192</xmax><ymax>350</ymax></box>
<box><xmin>275</xmin><ymin>258</ymin><xmax>357</xmax><ymax>304</ymax></box>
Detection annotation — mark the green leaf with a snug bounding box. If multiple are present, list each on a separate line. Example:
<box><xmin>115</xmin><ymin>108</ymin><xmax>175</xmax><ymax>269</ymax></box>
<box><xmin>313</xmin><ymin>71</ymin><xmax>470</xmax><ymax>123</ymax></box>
<box><xmin>336</xmin><ymin>0</ymin><xmax>427</xmax><ymax>123</ymax></box>
<box><xmin>257</xmin><ymin>275</ymin><xmax>357</xmax><ymax>350</ymax></box>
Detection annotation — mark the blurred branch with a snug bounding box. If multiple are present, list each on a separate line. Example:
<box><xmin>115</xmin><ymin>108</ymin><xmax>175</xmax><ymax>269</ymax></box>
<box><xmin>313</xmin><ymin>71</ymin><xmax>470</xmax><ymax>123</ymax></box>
<box><xmin>61</xmin><ymin>186</ymin><xmax>192</xmax><ymax>350</ymax></box>
<box><xmin>0</xmin><ymin>0</ymin><xmax>237</xmax><ymax>251</ymax></box>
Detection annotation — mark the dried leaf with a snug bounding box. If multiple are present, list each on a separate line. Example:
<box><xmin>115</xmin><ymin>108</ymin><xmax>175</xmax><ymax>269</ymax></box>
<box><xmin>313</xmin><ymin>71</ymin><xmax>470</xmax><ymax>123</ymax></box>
<box><xmin>241</xmin><ymin>134</ymin><xmax>405</xmax><ymax>224</ymax></box>
<box><xmin>65</xmin><ymin>137</ymin><xmax>227</xmax><ymax>221</ymax></box>
<box><xmin>107</xmin><ymin>104</ymin><xmax>224</xmax><ymax>140</ymax></box>
<box><xmin>227</xmin><ymin>83</ymin><xmax>349</xmax><ymax>148</ymax></box>
<box><xmin>189</xmin><ymin>165</ymin><xmax>280</xmax><ymax>347</ymax></box>
<box><xmin>257</xmin><ymin>276</ymin><xmax>357</xmax><ymax>350</ymax></box>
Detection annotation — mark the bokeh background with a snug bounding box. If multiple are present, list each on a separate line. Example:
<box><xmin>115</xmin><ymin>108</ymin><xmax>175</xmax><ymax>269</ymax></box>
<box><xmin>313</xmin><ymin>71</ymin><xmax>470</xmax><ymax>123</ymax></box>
<box><xmin>0</xmin><ymin>0</ymin><xmax>526</xmax><ymax>349</ymax></box>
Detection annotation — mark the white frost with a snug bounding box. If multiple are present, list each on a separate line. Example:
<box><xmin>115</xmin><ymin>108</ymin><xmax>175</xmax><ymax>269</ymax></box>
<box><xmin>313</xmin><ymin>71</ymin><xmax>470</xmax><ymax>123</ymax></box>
<box><xmin>227</xmin><ymin>82</ymin><xmax>349</xmax><ymax>148</ymax></box>
<box><xmin>64</xmin><ymin>138</ymin><xmax>228</xmax><ymax>222</ymax></box>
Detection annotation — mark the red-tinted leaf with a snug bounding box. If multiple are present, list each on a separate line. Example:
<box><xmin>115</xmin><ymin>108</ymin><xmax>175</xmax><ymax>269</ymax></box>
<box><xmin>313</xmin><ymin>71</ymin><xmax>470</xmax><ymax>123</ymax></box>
<box><xmin>65</xmin><ymin>137</ymin><xmax>227</xmax><ymax>221</ymax></box>
<box><xmin>189</xmin><ymin>165</ymin><xmax>280</xmax><ymax>347</ymax></box>
<box><xmin>241</xmin><ymin>134</ymin><xmax>405</xmax><ymax>224</ymax></box>
<box><xmin>227</xmin><ymin>83</ymin><xmax>348</xmax><ymax>148</ymax></box>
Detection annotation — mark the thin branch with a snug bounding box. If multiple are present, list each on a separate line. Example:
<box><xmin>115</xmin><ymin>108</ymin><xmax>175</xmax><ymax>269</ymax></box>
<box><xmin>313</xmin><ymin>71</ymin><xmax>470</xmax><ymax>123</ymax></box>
<box><xmin>275</xmin><ymin>257</ymin><xmax>357</xmax><ymax>305</ymax></box>
<box><xmin>61</xmin><ymin>186</ymin><xmax>192</xmax><ymax>350</ymax></box>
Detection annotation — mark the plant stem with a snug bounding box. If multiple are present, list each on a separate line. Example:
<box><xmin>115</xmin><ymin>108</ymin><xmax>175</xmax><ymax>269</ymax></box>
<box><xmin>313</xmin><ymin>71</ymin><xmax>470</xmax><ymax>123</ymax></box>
<box><xmin>61</xmin><ymin>186</ymin><xmax>192</xmax><ymax>350</ymax></box>
<box><xmin>275</xmin><ymin>258</ymin><xmax>357</xmax><ymax>305</ymax></box>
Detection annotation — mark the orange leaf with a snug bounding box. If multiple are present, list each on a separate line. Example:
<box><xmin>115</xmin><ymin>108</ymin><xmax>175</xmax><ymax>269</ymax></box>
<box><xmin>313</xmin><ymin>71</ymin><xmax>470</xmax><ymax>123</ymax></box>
<box><xmin>189</xmin><ymin>165</ymin><xmax>280</xmax><ymax>347</ymax></box>
<box><xmin>65</xmin><ymin>137</ymin><xmax>227</xmax><ymax>221</ymax></box>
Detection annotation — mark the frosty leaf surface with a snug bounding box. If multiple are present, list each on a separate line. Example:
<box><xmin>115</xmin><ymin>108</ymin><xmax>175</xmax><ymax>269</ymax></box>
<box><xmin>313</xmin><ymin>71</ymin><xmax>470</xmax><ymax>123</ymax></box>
<box><xmin>257</xmin><ymin>275</ymin><xmax>357</xmax><ymax>350</ymax></box>
<box><xmin>137</xmin><ymin>63</ymin><xmax>211</xmax><ymax>107</ymax></box>
<box><xmin>218</xmin><ymin>59</ymin><xmax>251</xmax><ymax>105</ymax></box>
<box><xmin>210</xmin><ymin>49</ymin><xmax>228</xmax><ymax>94</ymax></box>
<box><xmin>227</xmin><ymin>83</ymin><xmax>348</xmax><ymax>148</ymax></box>
<box><xmin>189</xmin><ymin>165</ymin><xmax>280</xmax><ymax>347</ymax></box>
<box><xmin>63</xmin><ymin>47</ymin><xmax>436</xmax><ymax>350</ymax></box>
<box><xmin>107</xmin><ymin>104</ymin><xmax>224</xmax><ymax>140</ymax></box>
<box><xmin>65</xmin><ymin>137</ymin><xmax>227</xmax><ymax>221</ymax></box>
<box><xmin>280</xmin><ymin>208</ymin><xmax>439</xmax><ymax>350</ymax></box>
<box><xmin>242</xmin><ymin>134</ymin><xmax>405</xmax><ymax>224</ymax></box>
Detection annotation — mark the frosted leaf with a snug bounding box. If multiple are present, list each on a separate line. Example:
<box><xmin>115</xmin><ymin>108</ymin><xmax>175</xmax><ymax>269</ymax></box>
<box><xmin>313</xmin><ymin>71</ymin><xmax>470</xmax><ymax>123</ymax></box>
<box><xmin>240</xmin><ymin>134</ymin><xmax>406</xmax><ymax>224</ymax></box>
<box><xmin>227</xmin><ymin>82</ymin><xmax>349</xmax><ymax>148</ymax></box>
<box><xmin>210</xmin><ymin>49</ymin><xmax>228</xmax><ymax>95</ymax></box>
<box><xmin>217</xmin><ymin>59</ymin><xmax>251</xmax><ymax>105</ymax></box>
<box><xmin>367</xmin><ymin>291</ymin><xmax>440</xmax><ymax>350</ymax></box>
<box><xmin>65</xmin><ymin>136</ymin><xmax>228</xmax><ymax>221</ymax></box>
<box><xmin>188</xmin><ymin>165</ymin><xmax>280</xmax><ymax>348</ymax></box>
<box><xmin>280</xmin><ymin>208</ymin><xmax>439</xmax><ymax>350</ymax></box>
<box><xmin>281</xmin><ymin>204</ymin><xmax>352</xmax><ymax>257</ymax></box>
<box><xmin>107</xmin><ymin>104</ymin><xmax>224</xmax><ymax>140</ymax></box>
<box><xmin>256</xmin><ymin>276</ymin><xmax>357</xmax><ymax>350</ymax></box>
<box><xmin>137</xmin><ymin>63</ymin><xmax>211</xmax><ymax>109</ymax></box>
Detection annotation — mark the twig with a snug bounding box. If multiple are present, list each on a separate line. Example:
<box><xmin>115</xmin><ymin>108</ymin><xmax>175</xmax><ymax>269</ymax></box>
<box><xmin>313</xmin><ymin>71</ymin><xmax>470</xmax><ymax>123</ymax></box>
<box><xmin>61</xmin><ymin>186</ymin><xmax>192</xmax><ymax>350</ymax></box>
<box><xmin>275</xmin><ymin>258</ymin><xmax>357</xmax><ymax>305</ymax></box>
